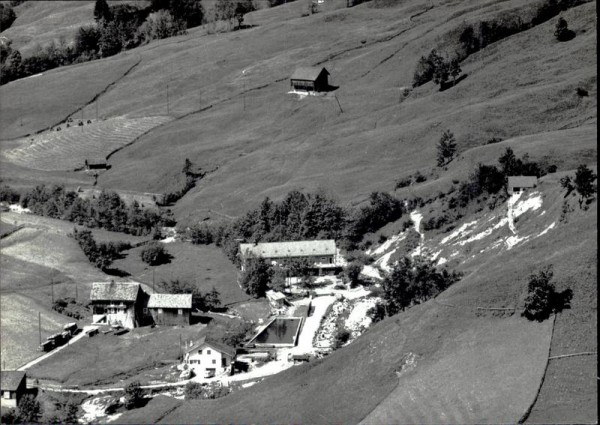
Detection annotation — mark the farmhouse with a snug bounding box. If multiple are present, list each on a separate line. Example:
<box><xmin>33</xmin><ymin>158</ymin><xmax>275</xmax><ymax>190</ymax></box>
<box><xmin>147</xmin><ymin>294</ymin><xmax>193</xmax><ymax>326</ymax></box>
<box><xmin>290</xmin><ymin>67</ymin><xmax>330</xmax><ymax>92</ymax></box>
<box><xmin>507</xmin><ymin>176</ymin><xmax>538</xmax><ymax>195</ymax></box>
<box><xmin>239</xmin><ymin>240</ymin><xmax>341</xmax><ymax>275</ymax></box>
<box><xmin>184</xmin><ymin>337</ymin><xmax>236</xmax><ymax>378</ymax></box>
<box><xmin>0</xmin><ymin>371</ymin><xmax>26</xmax><ymax>409</ymax></box>
<box><xmin>90</xmin><ymin>281</ymin><xmax>147</xmax><ymax>329</ymax></box>
<box><xmin>85</xmin><ymin>158</ymin><xmax>109</xmax><ymax>170</ymax></box>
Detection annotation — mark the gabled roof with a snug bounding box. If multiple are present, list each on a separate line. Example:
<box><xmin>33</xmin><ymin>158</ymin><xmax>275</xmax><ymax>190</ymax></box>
<box><xmin>290</xmin><ymin>66</ymin><xmax>329</xmax><ymax>82</ymax></box>
<box><xmin>90</xmin><ymin>281</ymin><xmax>140</xmax><ymax>302</ymax></box>
<box><xmin>148</xmin><ymin>294</ymin><xmax>193</xmax><ymax>309</ymax></box>
<box><xmin>0</xmin><ymin>371</ymin><xmax>26</xmax><ymax>391</ymax></box>
<box><xmin>186</xmin><ymin>336</ymin><xmax>236</xmax><ymax>357</ymax></box>
<box><xmin>240</xmin><ymin>240</ymin><xmax>337</xmax><ymax>259</ymax></box>
<box><xmin>508</xmin><ymin>176</ymin><xmax>538</xmax><ymax>189</ymax></box>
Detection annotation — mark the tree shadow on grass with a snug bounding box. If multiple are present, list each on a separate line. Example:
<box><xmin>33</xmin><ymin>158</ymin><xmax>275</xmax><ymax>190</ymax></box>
<box><xmin>439</xmin><ymin>74</ymin><xmax>468</xmax><ymax>91</ymax></box>
<box><xmin>104</xmin><ymin>268</ymin><xmax>131</xmax><ymax>277</ymax></box>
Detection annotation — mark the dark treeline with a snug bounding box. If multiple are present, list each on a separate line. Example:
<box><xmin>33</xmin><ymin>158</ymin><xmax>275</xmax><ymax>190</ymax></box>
<box><xmin>0</xmin><ymin>0</ymin><xmax>260</xmax><ymax>85</ymax></box>
<box><xmin>17</xmin><ymin>185</ymin><xmax>173</xmax><ymax>236</ymax></box>
<box><xmin>70</xmin><ymin>228</ymin><xmax>130</xmax><ymax>270</ymax></box>
<box><xmin>413</xmin><ymin>0</ymin><xmax>589</xmax><ymax>88</ymax></box>
<box><xmin>182</xmin><ymin>190</ymin><xmax>410</xmax><ymax>266</ymax></box>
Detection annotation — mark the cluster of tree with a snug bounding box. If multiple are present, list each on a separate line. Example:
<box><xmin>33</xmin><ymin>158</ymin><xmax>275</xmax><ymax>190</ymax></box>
<box><xmin>332</xmin><ymin>327</ymin><xmax>351</xmax><ymax>349</ymax></box>
<box><xmin>560</xmin><ymin>164</ymin><xmax>597</xmax><ymax>208</ymax></box>
<box><xmin>70</xmin><ymin>228</ymin><xmax>130</xmax><ymax>270</ymax></box>
<box><xmin>270</xmin><ymin>257</ymin><xmax>315</xmax><ymax>291</ymax></box>
<box><xmin>160</xmin><ymin>279</ymin><xmax>221</xmax><ymax>312</ymax></box>
<box><xmin>140</xmin><ymin>241</ymin><xmax>171</xmax><ymax>266</ymax></box>
<box><xmin>184</xmin><ymin>189</ymin><xmax>408</xmax><ymax>266</ymax></box>
<box><xmin>459</xmin><ymin>0</ymin><xmax>585</xmax><ymax>58</ymax></box>
<box><xmin>124</xmin><ymin>381</ymin><xmax>145</xmax><ymax>409</ymax></box>
<box><xmin>239</xmin><ymin>255</ymin><xmax>272</xmax><ymax>297</ymax></box>
<box><xmin>412</xmin><ymin>49</ymin><xmax>461</xmax><ymax>89</ymax></box>
<box><xmin>0</xmin><ymin>184</ymin><xmax>20</xmax><ymax>203</ymax></box>
<box><xmin>522</xmin><ymin>266</ymin><xmax>572</xmax><ymax>321</ymax></box>
<box><xmin>157</xmin><ymin>159</ymin><xmax>205</xmax><ymax>206</ymax></box>
<box><xmin>368</xmin><ymin>256</ymin><xmax>461</xmax><ymax>321</ymax></box>
<box><xmin>0</xmin><ymin>3</ymin><xmax>16</xmax><ymax>30</ymax></box>
<box><xmin>345</xmin><ymin>191</ymin><xmax>406</xmax><ymax>245</ymax></box>
<box><xmin>340</xmin><ymin>261</ymin><xmax>363</xmax><ymax>288</ymax></box>
<box><xmin>19</xmin><ymin>184</ymin><xmax>172</xmax><ymax>235</ymax></box>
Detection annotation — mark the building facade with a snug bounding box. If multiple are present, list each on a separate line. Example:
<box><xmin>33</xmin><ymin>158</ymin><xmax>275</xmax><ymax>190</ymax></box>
<box><xmin>90</xmin><ymin>281</ymin><xmax>146</xmax><ymax>329</ymax></box>
<box><xmin>147</xmin><ymin>294</ymin><xmax>192</xmax><ymax>326</ymax></box>
<box><xmin>290</xmin><ymin>67</ymin><xmax>330</xmax><ymax>92</ymax></box>
<box><xmin>0</xmin><ymin>371</ymin><xmax>26</xmax><ymax>409</ymax></box>
<box><xmin>507</xmin><ymin>176</ymin><xmax>538</xmax><ymax>195</ymax></box>
<box><xmin>184</xmin><ymin>338</ymin><xmax>235</xmax><ymax>378</ymax></box>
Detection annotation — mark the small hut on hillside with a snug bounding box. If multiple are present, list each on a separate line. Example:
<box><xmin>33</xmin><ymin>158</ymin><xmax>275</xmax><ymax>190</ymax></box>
<box><xmin>507</xmin><ymin>176</ymin><xmax>538</xmax><ymax>195</ymax></box>
<box><xmin>290</xmin><ymin>67</ymin><xmax>330</xmax><ymax>92</ymax></box>
<box><xmin>85</xmin><ymin>158</ymin><xmax>109</xmax><ymax>170</ymax></box>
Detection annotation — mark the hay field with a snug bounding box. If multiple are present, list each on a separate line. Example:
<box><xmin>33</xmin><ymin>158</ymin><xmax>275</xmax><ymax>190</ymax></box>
<box><xmin>3</xmin><ymin>116</ymin><xmax>171</xmax><ymax>171</ymax></box>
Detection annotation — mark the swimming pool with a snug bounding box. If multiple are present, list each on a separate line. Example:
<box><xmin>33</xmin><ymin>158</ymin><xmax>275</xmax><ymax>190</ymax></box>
<box><xmin>247</xmin><ymin>318</ymin><xmax>303</xmax><ymax>347</ymax></box>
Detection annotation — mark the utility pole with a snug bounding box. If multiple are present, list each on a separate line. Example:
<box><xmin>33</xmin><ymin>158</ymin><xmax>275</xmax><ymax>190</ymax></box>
<box><xmin>96</xmin><ymin>100</ymin><xmax>99</xmax><ymax>121</ymax></box>
<box><xmin>153</xmin><ymin>269</ymin><xmax>155</xmax><ymax>292</ymax></box>
<box><xmin>51</xmin><ymin>277</ymin><xmax>54</xmax><ymax>305</ymax></box>
<box><xmin>75</xmin><ymin>282</ymin><xmax>78</xmax><ymax>300</ymax></box>
<box><xmin>38</xmin><ymin>312</ymin><xmax>42</xmax><ymax>345</ymax></box>
<box><xmin>81</xmin><ymin>109</ymin><xmax>84</xmax><ymax>132</ymax></box>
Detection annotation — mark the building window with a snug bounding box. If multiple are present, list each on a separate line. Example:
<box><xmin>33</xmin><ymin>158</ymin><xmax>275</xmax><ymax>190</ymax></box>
<box><xmin>198</xmin><ymin>350</ymin><xmax>202</xmax><ymax>355</ymax></box>
<box><xmin>178</xmin><ymin>309</ymin><xmax>183</xmax><ymax>315</ymax></box>
<box><xmin>212</xmin><ymin>359</ymin><xmax>216</xmax><ymax>364</ymax></box>
<box><xmin>158</xmin><ymin>308</ymin><xmax>163</xmax><ymax>314</ymax></box>
<box><xmin>206</xmin><ymin>349</ymin><xmax>211</xmax><ymax>355</ymax></box>
<box><xmin>3</xmin><ymin>391</ymin><xmax>10</xmax><ymax>399</ymax></box>
<box><xmin>143</xmin><ymin>308</ymin><xmax>148</xmax><ymax>314</ymax></box>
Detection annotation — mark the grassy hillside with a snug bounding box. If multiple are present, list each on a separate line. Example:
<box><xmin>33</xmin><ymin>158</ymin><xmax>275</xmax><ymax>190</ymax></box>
<box><xmin>0</xmin><ymin>0</ymin><xmax>596</xmax><ymax>422</ymax></box>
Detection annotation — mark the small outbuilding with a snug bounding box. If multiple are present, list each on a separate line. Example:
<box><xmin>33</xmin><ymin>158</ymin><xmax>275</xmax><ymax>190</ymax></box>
<box><xmin>147</xmin><ymin>293</ymin><xmax>193</xmax><ymax>326</ymax></box>
<box><xmin>266</xmin><ymin>290</ymin><xmax>287</xmax><ymax>309</ymax></box>
<box><xmin>0</xmin><ymin>370</ymin><xmax>26</xmax><ymax>409</ymax></box>
<box><xmin>85</xmin><ymin>158</ymin><xmax>109</xmax><ymax>171</ymax></box>
<box><xmin>290</xmin><ymin>67</ymin><xmax>330</xmax><ymax>92</ymax></box>
<box><xmin>507</xmin><ymin>176</ymin><xmax>538</xmax><ymax>195</ymax></box>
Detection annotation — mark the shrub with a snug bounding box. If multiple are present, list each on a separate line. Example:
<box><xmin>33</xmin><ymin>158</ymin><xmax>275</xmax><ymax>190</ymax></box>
<box><xmin>140</xmin><ymin>242</ymin><xmax>170</xmax><ymax>265</ymax></box>
<box><xmin>341</xmin><ymin>261</ymin><xmax>363</xmax><ymax>288</ymax></box>
<box><xmin>576</xmin><ymin>87</ymin><xmax>589</xmax><ymax>97</ymax></box>
<box><xmin>437</xmin><ymin>130</ymin><xmax>457</xmax><ymax>166</ymax></box>
<box><xmin>332</xmin><ymin>328</ymin><xmax>351</xmax><ymax>349</ymax></box>
<box><xmin>395</xmin><ymin>176</ymin><xmax>412</xmax><ymax>189</ymax></box>
<box><xmin>522</xmin><ymin>266</ymin><xmax>573</xmax><ymax>321</ymax></box>
<box><xmin>124</xmin><ymin>381</ymin><xmax>144</xmax><ymax>409</ymax></box>
<box><xmin>17</xmin><ymin>395</ymin><xmax>43</xmax><ymax>424</ymax></box>
<box><xmin>367</xmin><ymin>302</ymin><xmax>386</xmax><ymax>323</ymax></box>
<box><xmin>486</xmin><ymin>137</ymin><xmax>503</xmax><ymax>144</ymax></box>
<box><xmin>0</xmin><ymin>185</ymin><xmax>20</xmax><ymax>203</ymax></box>
<box><xmin>414</xmin><ymin>171</ymin><xmax>427</xmax><ymax>183</ymax></box>
<box><xmin>184</xmin><ymin>382</ymin><xmax>204</xmax><ymax>399</ymax></box>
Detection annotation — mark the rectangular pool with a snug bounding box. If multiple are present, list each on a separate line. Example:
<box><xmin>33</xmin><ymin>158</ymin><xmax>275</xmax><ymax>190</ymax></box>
<box><xmin>248</xmin><ymin>318</ymin><xmax>303</xmax><ymax>347</ymax></box>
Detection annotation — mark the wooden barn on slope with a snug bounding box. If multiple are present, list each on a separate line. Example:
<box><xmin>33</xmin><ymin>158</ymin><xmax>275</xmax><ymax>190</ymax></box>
<box><xmin>507</xmin><ymin>176</ymin><xmax>538</xmax><ymax>195</ymax></box>
<box><xmin>290</xmin><ymin>67</ymin><xmax>330</xmax><ymax>92</ymax></box>
<box><xmin>147</xmin><ymin>293</ymin><xmax>193</xmax><ymax>326</ymax></box>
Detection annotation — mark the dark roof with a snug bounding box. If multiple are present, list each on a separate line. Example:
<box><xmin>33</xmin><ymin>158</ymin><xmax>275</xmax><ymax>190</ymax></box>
<box><xmin>0</xmin><ymin>371</ymin><xmax>26</xmax><ymax>391</ymax></box>
<box><xmin>186</xmin><ymin>336</ymin><xmax>236</xmax><ymax>357</ymax></box>
<box><xmin>290</xmin><ymin>67</ymin><xmax>329</xmax><ymax>82</ymax></box>
<box><xmin>148</xmin><ymin>294</ymin><xmax>193</xmax><ymax>309</ymax></box>
<box><xmin>90</xmin><ymin>281</ymin><xmax>140</xmax><ymax>302</ymax></box>
<box><xmin>508</xmin><ymin>176</ymin><xmax>538</xmax><ymax>189</ymax></box>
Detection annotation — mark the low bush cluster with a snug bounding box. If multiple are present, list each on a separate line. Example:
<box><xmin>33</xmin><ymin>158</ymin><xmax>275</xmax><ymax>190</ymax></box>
<box><xmin>70</xmin><ymin>228</ymin><xmax>130</xmax><ymax>270</ymax></box>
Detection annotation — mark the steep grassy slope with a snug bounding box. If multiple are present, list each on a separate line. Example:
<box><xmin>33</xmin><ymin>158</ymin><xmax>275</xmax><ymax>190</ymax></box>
<box><xmin>0</xmin><ymin>1</ymin><xmax>94</xmax><ymax>56</ymax></box>
<box><xmin>116</xmin><ymin>182</ymin><xmax>596</xmax><ymax>423</ymax></box>
<box><xmin>0</xmin><ymin>1</ymin><xmax>595</xmax><ymax>221</ymax></box>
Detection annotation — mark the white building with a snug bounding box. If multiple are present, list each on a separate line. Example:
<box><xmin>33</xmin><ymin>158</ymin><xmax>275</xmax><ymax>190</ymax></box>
<box><xmin>184</xmin><ymin>337</ymin><xmax>236</xmax><ymax>378</ymax></box>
